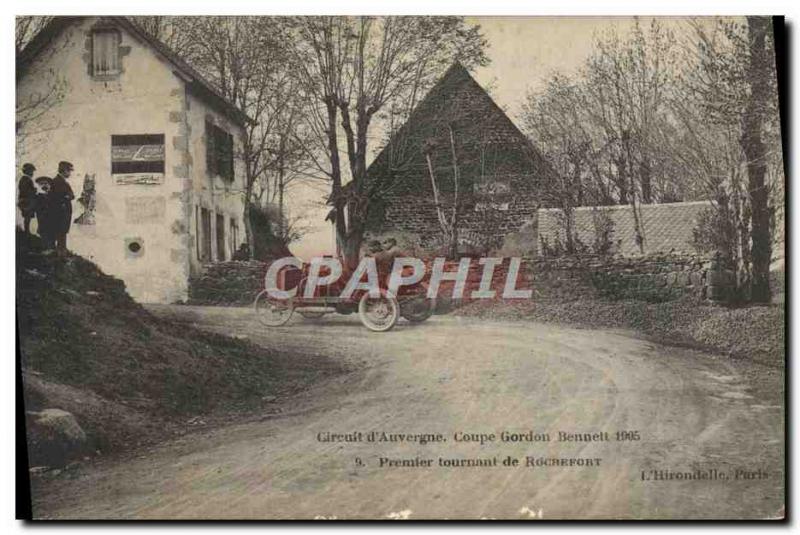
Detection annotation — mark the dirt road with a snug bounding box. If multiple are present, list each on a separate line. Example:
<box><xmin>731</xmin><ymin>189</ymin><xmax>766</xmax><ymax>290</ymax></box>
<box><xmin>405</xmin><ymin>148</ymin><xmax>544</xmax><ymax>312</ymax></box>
<box><xmin>33</xmin><ymin>306</ymin><xmax>784</xmax><ymax>520</ymax></box>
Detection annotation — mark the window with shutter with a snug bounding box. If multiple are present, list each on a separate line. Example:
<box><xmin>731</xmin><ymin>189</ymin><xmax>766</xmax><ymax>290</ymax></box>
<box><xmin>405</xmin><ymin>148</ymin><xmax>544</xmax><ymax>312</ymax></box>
<box><xmin>92</xmin><ymin>30</ymin><xmax>120</xmax><ymax>76</ymax></box>
<box><xmin>205</xmin><ymin>120</ymin><xmax>218</xmax><ymax>177</ymax></box>
<box><xmin>220</xmin><ymin>131</ymin><xmax>234</xmax><ymax>180</ymax></box>
<box><xmin>206</xmin><ymin>121</ymin><xmax>234</xmax><ymax>181</ymax></box>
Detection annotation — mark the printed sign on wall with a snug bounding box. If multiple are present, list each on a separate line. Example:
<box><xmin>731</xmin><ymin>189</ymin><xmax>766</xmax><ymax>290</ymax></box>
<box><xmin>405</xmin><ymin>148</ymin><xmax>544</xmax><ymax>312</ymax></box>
<box><xmin>112</xmin><ymin>134</ymin><xmax>165</xmax><ymax>185</ymax></box>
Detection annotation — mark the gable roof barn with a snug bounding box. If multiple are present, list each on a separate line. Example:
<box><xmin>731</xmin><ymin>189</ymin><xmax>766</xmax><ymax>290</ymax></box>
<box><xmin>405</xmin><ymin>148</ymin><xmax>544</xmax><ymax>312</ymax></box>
<box><xmin>366</xmin><ymin>62</ymin><xmax>555</xmax><ymax>193</ymax></box>
<box><xmin>361</xmin><ymin>63</ymin><xmax>556</xmax><ymax>250</ymax></box>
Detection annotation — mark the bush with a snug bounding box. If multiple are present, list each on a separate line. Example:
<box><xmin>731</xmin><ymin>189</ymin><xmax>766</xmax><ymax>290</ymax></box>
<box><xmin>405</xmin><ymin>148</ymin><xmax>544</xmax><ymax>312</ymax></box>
<box><xmin>248</xmin><ymin>204</ymin><xmax>292</xmax><ymax>261</ymax></box>
<box><xmin>591</xmin><ymin>208</ymin><xmax>616</xmax><ymax>255</ymax></box>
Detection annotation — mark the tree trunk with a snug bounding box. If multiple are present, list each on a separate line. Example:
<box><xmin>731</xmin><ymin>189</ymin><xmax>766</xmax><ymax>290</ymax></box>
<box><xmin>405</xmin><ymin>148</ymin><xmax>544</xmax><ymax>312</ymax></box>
<box><xmin>563</xmin><ymin>207</ymin><xmax>575</xmax><ymax>253</ymax></box>
<box><xmin>324</xmin><ymin>99</ymin><xmax>348</xmax><ymax>259</ymax></box>
<box><xmin>243</xmin><ymin>200</ymin><xmax>255</xmax><ymax>257</ymax></box>
<box><xmin>614</xmin><ymin>157</ymin><xmax>629</xmax><ymax>205</ymax></box>
<box><xmin>277</xmin><ymin>135</ymin><xmax>285</xmax><ymax>242</ymax></box>
<box><xmin>640</xmin><ymin>159</ymin><xmax>652</xmax><ymax>203</ymax></box>
<box><xmin>448</xmin><ymin>126</ymin><xmax>460</xmax><ymax>259</ymax></box>
<box><xmin>742</xmin><ymin>16</ymin><xmax>772</xmax><ymax>303</ymax></box>
<box><xmin>243</xmin><ymin>153</ymin><xmax>257</xmax><ymax>255</ymax></box>
<box><xmin>622</xmin><ymin>130</ymin><xmax>645</xmax><ymax>253</ymax></box>
<box><xmin>342</xmin><ymin>225</ymin><xmax>364</xmax><ymax>271</ymax></box>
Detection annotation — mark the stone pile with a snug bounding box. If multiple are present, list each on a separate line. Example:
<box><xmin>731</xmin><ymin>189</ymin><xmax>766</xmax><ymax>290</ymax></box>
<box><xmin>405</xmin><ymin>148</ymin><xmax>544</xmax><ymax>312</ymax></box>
<box><xmin>188</xmin><ymin>260</ymin><xmax>269</xmax><ymax>305</ymax></box>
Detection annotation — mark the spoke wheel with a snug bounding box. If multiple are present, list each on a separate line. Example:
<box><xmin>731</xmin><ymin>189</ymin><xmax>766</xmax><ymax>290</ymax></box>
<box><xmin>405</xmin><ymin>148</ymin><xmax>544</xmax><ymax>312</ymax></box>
<box><xmin>358</xmin><ymin>290</ymin><xmax>399</xmax><ymax>332</ymax></box>
<box><xmin>401</xmin><ymin>295</ymin><xmax>436</xmax><ymax>322</ymax></box>
<box><xmin>254</xmin><ymin>290</ymin><xmax>294</xmax><ymax>326</ymax></box>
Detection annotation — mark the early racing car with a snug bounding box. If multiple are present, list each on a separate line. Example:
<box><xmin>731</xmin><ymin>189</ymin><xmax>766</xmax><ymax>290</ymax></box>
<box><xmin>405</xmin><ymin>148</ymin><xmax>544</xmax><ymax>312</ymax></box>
<box><xmin>253</xmin><ymin>257</ymin><xmax>436</xmax><ymax>332</ymax></box>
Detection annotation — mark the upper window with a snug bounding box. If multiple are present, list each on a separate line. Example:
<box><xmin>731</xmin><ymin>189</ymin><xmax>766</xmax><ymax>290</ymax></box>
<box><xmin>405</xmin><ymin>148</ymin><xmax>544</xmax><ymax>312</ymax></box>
<box><xmin>92</xmin><ymin>29</ymin><xmax>121</xmax><ymax>76</ymax></box>
<box><xmin>206</xmin><ymin>120</ymin><xmax>234</xmax><ymax>181</ymax></box>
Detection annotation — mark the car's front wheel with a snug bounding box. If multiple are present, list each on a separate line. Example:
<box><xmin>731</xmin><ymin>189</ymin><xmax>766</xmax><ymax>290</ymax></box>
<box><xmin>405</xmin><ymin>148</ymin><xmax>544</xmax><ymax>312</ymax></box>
<box><xmin>358</xmin><ymin>290</ymin><xmax>399</xmax><ymax>332</ymax></box>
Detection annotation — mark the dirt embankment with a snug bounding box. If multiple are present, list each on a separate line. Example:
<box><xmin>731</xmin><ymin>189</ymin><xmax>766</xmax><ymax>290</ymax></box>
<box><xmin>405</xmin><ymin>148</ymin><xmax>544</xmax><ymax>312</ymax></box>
<box><xmin>456</xmin><ymin>295</ymin><xmax>784</xmax><ymax>367</ymax></box>
<box><xmin>17</xmin><ymin>233</ymin><xmax>348</xmax><ymax>467</ymax></box>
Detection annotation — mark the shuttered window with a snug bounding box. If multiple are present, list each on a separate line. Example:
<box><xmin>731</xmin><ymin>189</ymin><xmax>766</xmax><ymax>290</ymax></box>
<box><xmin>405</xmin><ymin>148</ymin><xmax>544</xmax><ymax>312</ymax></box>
<box><xmin>205</xmin><ymin>120</ymin><xmax>234</xmax><ymax>181</ymax></box>
<box><xmin>92</xmin><ymin>30</ymin><xmax>121</xmax><ymax>76</ymax></box>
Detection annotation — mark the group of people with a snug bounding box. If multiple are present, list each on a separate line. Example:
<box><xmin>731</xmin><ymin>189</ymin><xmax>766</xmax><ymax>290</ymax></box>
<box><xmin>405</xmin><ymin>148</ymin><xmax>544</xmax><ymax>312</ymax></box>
<box><xmin>18</xmin><ymin>161</ymin><xmax>75</xmax><ymax>253</ymax></box>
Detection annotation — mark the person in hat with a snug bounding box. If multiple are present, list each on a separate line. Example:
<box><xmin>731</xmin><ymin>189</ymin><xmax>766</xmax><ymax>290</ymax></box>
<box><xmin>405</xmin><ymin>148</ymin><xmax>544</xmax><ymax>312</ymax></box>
<box><xmin>374</xmin><ymin>237</ymin><xmax>406</xmax><ymax>279</ymax></box>
<box><xmin>50</xmin><ymin>161</ymin><xmax>75</xmax><ymax>254</ymax></box>
<box><xmin>34</xmin><ymin>176</ymin><xmax>55</xmax><ymax>249</ymax></box>
<box><xmin>17</xmin><ymin>163</ymin><xmax>37</xmax><ymax>235</ymax></box>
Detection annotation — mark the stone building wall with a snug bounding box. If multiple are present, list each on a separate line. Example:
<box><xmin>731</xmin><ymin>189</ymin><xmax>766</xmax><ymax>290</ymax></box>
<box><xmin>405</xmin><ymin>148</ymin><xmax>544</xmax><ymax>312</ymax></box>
<box><xmin>373</xmin><ymin>191</ymin><xmax>539</xmax><ymax>252</ymax></box>
<box><xmin>16</xmin><ymin>17</ymin><xmax>247</xmax><ymax>303</ymax></box>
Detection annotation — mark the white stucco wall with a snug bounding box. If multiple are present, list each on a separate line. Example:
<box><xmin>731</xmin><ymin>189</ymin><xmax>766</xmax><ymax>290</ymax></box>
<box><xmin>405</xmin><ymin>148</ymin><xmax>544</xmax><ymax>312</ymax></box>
<box><xmin>17</xmin><ymin>18</ymin><xmax>246</xmax><ymax>303</ymax></box>
<box><xmin>185</xmin><ymin>93</ymin><xmax>247</xmax><ymax>276</ymax></box>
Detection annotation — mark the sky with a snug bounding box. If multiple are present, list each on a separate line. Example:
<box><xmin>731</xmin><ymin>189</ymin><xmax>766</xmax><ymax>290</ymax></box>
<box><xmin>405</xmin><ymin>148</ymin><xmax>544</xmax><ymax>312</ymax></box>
<box><xmin>288</xmin><ymin>16</ymin><xmax>670</xmax><ymax>260</ymax></box>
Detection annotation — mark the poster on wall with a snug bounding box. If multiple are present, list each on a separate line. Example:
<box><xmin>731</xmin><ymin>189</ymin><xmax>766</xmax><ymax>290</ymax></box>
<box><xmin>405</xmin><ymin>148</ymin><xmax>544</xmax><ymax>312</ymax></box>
<box><xmin>112</xmin><ymin>133</ymin><xmax>165</xmax><ymax>185</ymax></box>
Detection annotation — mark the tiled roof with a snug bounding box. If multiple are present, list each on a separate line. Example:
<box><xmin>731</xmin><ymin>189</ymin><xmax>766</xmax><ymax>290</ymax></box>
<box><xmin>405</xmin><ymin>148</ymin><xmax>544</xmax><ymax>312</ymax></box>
<box><xmin>537</xmin><ymin>201</ymin><xmax>713</xmax><ymax>256</ymax></box>
<box><xmin>367</xmin><ymin>62</ymin><xmax>553</xmax><ymax>183</ymax></box>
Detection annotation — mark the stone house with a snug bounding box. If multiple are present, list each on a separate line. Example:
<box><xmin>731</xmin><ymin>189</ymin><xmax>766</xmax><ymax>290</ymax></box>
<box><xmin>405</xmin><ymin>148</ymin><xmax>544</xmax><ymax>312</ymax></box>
<box><xmin>17</xmin><ymin>16</ymin><xmax>248</xmax><ymax>303</ymax></box>
<box><xmin>364</xmin><ymin>63</ymin><xmax>554</xmax><ymax>253</ymax></box>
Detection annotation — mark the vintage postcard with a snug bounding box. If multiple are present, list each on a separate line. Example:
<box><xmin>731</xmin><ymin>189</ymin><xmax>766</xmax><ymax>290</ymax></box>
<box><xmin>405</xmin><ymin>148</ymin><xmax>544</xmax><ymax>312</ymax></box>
<box><xmin>15</xmin><ymin>15</ymin><xmax>786</xmax><ymax>520</ymax></box>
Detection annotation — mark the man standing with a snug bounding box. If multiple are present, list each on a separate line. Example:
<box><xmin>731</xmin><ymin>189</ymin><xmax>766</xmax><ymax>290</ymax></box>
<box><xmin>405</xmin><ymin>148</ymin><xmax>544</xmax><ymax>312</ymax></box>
<box><xmin>17</xmin><ymin>163</ymin><xmax>36</xmax><ymax>235</ymax></box>
<box><xmin>34</xmin><ymin>176</ymin><xmax>55</xmax><ymax>249</ymax></box>
<box><xmin>50</xmin><ymin>161</ymin><xmax>75</xmax><ymax>254</ymax></box>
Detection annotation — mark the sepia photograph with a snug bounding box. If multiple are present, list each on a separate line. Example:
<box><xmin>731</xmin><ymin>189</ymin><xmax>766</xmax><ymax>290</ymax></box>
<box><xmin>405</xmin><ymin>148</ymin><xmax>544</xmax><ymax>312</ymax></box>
<box><xmin>13</xmin><ymin>11</ymin><xmax>786</xmax><ymax>520</ymax></box>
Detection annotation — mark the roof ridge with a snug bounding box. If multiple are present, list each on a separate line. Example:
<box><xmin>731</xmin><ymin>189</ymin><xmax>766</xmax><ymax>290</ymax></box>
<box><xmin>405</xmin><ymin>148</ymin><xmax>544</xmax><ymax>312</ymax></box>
<box><xmin>368</xmin><ymin>61</ymin><xmax>551</xmax><ymax>176</ymax></box>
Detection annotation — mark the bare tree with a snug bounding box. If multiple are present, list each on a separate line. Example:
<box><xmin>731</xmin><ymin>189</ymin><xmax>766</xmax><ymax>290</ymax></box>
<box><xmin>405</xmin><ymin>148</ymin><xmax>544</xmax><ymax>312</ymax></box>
<box><xmin>16</xmin><ymin>16</ymin><xmax>51</xmax><ymax>54</ymax></box>
<box><xmin>137</xmin><ymin>17</ymin><xmax>313</xmax><ymax>253</ymax></box>
<box><xmin>523</xmin><ymin>19</ymin><xmax>682</xmax><ymax>254</ymax></box>
<box><xmin>522</xmin><ymin>75</ymin><xmax>594</xmax><ymax>252</ymax></box>
<box><xmin>130</xmin><ymin>16</ymin><xmax>197</xmax><ymax>57</ymax></box>
<box><xmin>16</xmin><ymin>17</ymin><xmax>70</xmax><ymax>156</ymax></box>
<box><xmin>741</xmin><ymin>17</ymin><xmax>775</xmax><ymax>303</ymax></box>
<box><xmin>281</xmin><ymin>16</ymin><xmax>488</xmax><ymax>268</ymax></box>
<box><xmin>672</xmin><ymin>17</ymin><xmax>781</xmax><ymax>302</ymax></box>
<box><xmin>581</xmin><ymin>19</ymin><xmax>679</xmax><ymax>252</ymax></box>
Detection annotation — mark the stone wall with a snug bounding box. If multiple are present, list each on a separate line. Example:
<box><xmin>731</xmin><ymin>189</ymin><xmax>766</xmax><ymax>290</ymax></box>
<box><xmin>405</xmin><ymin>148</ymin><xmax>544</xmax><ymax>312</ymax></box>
<box><xmin>371</xmin><ymin>191</ymin><xmax>539</xmax><ymax>254</ymax></box>
<box><xmin>530</xmin><ymin>252</ymin><xmax>717</xmax><ymax>303</ymax></box>
<box><xmin>187</xmin><ymin>253</ymin><xmax>736</xmax><ymax>307</ymax></box>
<box><xmin>188</xmin><ymin>261</ymin><xmax>267</xmax><ymax>305</ymax></box>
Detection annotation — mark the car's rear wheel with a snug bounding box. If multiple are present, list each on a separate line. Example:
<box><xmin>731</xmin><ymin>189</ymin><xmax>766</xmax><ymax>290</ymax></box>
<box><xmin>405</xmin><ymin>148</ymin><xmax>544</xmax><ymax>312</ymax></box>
<box><xmin>401</xmin><ymin>295</ymin><xmax>436</xmax><ymax>322</ymax></box>
<box><xmin>254</xmin><ymin>290</ymin><xmax>294</xmax><ymax>326</ymax></box>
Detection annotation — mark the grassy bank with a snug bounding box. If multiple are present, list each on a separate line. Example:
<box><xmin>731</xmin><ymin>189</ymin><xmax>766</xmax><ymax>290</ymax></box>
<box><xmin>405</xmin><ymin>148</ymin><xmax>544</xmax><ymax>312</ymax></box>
<box><xmin>17</xmin><ymin>233</ymin><xmax>347</xmax><ymax>464</ymax></box>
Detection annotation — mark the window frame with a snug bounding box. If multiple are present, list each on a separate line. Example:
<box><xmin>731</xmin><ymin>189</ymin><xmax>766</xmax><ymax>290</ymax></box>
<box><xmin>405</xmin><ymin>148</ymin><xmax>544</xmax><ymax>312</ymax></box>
<box><xmin>216</xmin><ymin>213</ymin><xmax>226</xmax><ymax>262</ymax></box>
<box><xmin>205</xmin><ymin>120</ymin><xmax>235</xmax><ymax>182</ymax></box>
<box><xmin>229</xmin><ymin>219</ymin><xmax>239</xmax><ymax>259</ymax></box>
<box><xmin>91</xmin><ymin>28</ymin><xmax>122</xmax><ymax>78</ymax></box>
